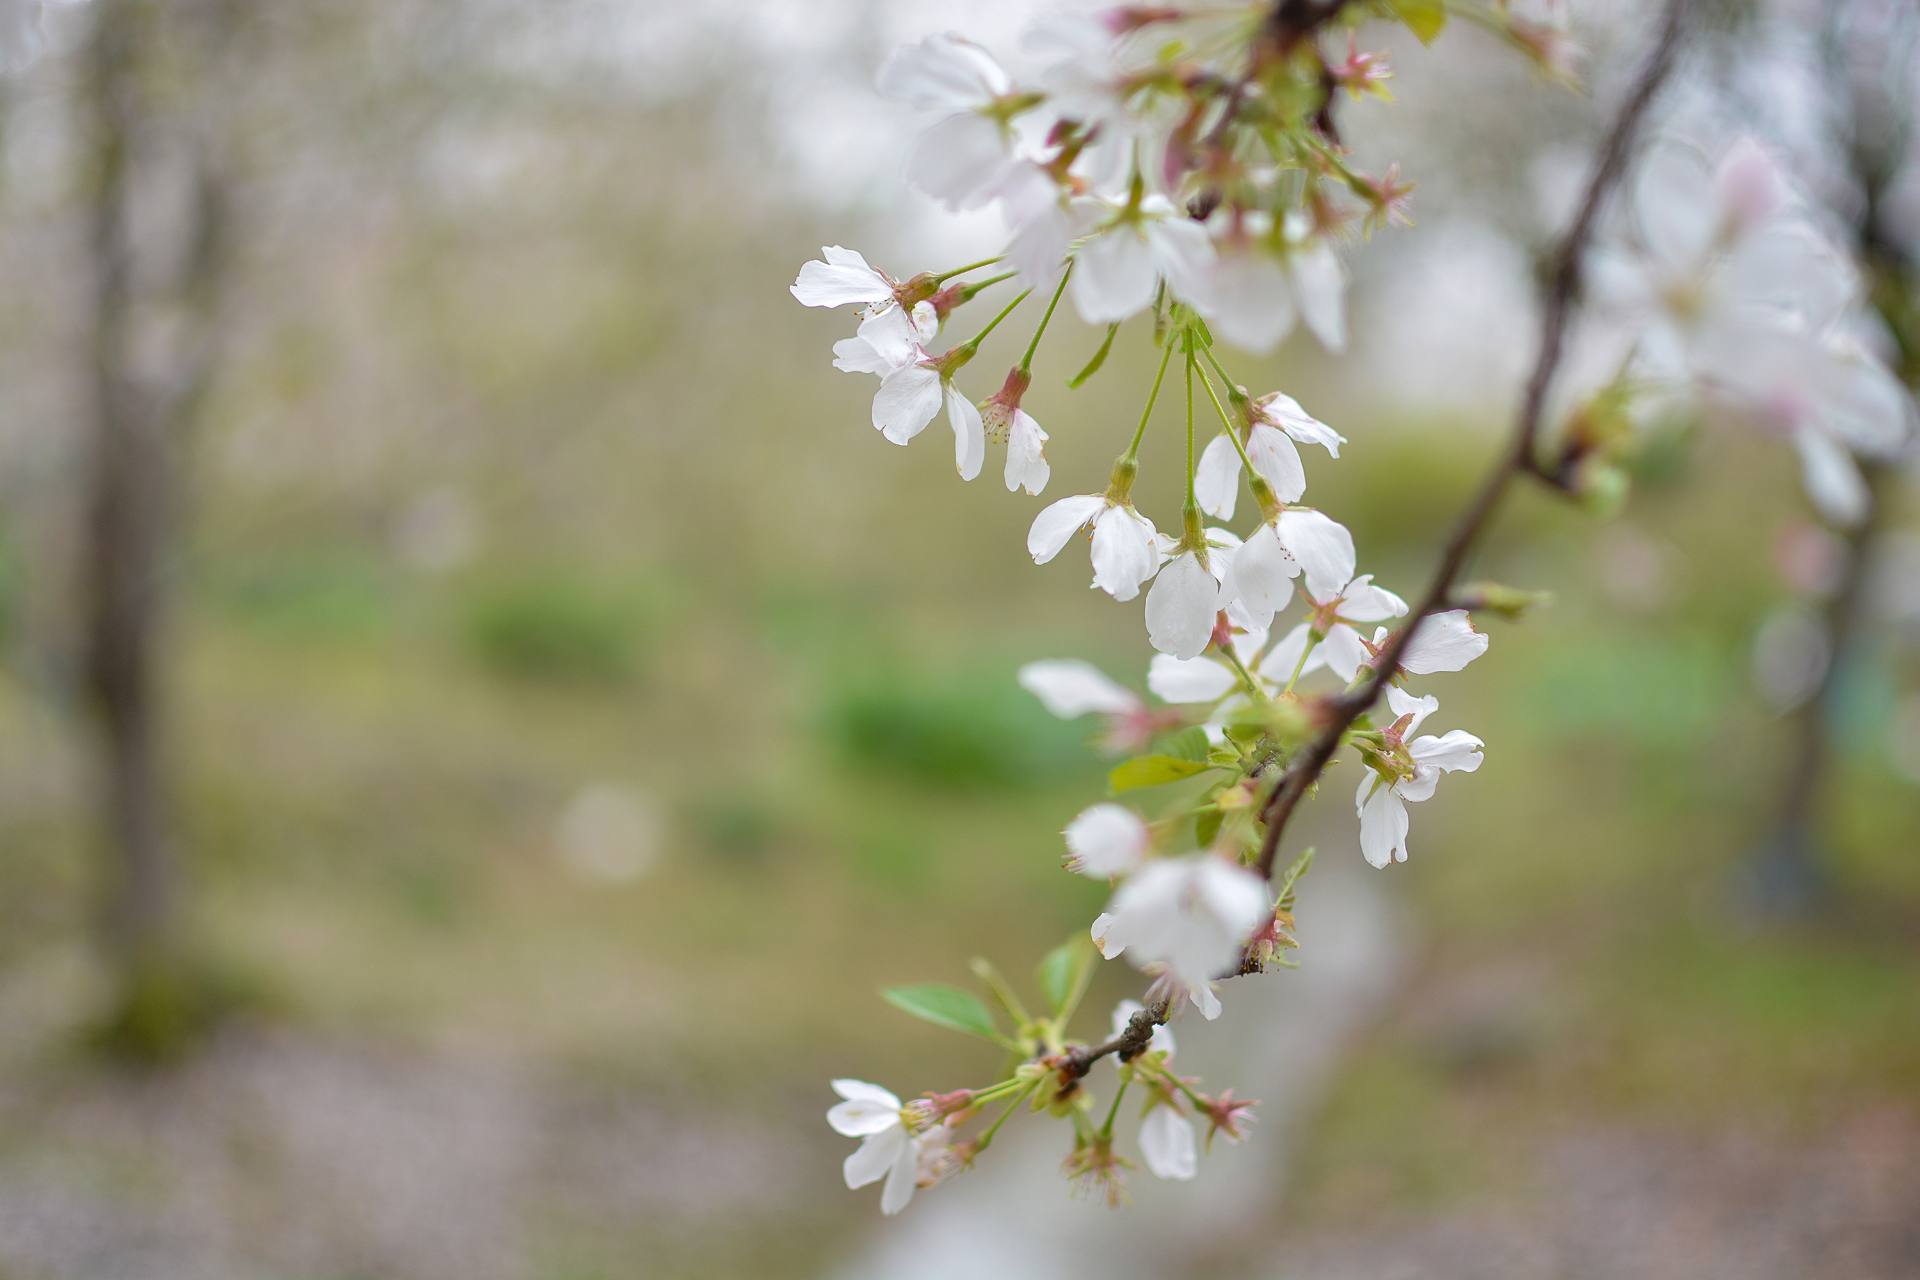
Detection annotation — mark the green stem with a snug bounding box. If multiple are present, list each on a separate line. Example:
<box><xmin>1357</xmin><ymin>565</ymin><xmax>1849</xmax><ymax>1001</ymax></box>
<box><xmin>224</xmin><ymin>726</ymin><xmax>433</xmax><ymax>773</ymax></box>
<box><xmin>934</xmin><ymin>255</ymin><xmax>1003</xmax><ymax>283</ymax></box>
<box><xmin>1221</xmin><ymin>644</ymin><xmax>1267</xmax><ymax>702</ymax></box>
<box><xmin>1195</xmin><ymin>356</ymin><xmax>1260</xmax><ymax>479</ymax></box>
<box><xmin>1098</xmin><ymin>1077</ymin><xmax>1132</xmax><ymax>1139</ymax></box>
<box><xmin>970</xmin><ymin>957</ymin><xmax>1033</xmax><ymax>1028</ymax></box>
<box><xmin>960</xmin><ymin>288</ymin><xmax>1033</xmax><ymax>353</ymax></box>
<box><xmin>957</xmin><ymin>270</ymin><xmax>1019</xmax><ymax>301</ymax></box>
<box><xmin>1120</xmin><ymin>337</ymin><xmax>1178</xmax><ymax>465</ymax></box>
<box><xmin>1138</xmin><ymin>1058</ymin><xmax>1208</xmax><ymax>1110</ymax></box>
<box><xmin>1283</xmin><ymin>629</ymin><xmax>1321</xmax><ymax>695</ymax></box>
<box><xmin>1184</xmin><ymin>350</ymin><xmax>1199</xmax><ymax>514</ymax></box>
<box><xmin>974</xmin><ymin>1079</ymin><xmax>1041</xmax><ymax>1153</ymax></box>
<box><xmin>1019</xmin><ymin>263</ymin><xmax>1073</xmax><ymax>373</ymax></box>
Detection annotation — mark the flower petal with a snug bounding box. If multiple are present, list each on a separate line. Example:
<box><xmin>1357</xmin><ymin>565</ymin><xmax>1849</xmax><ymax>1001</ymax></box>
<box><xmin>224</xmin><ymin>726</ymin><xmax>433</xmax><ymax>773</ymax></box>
<box><xmin>1275</xmin><ymin>509</ymin><xmax>1355</xmax><ymax>602</ymax></box>
<box><xmin>1355</xmin><ymin>776</ymin><xmax>1410</xmax><ymax>868</ymax></box>
<box><xmin>873</xmin><ymin>365</ymin><xmax>944</xmax><ymax>443</ymax></box>
<box><xmin>1090</xmin><ymin>505</ymin><xmax>1160</xmax><ymax>601</ymax></box>
<box><xmin>1398</xmin><ymin>609</ymin><xmax>1489</xmax><ymax>674</ymax></box>
<box><xmin>1140</xmin><ymin>1106</ymin><xmax>1199</xmax><ymax>1181</ymax></box>
<box><xmin>1065</xmin><ymin>803</ymin><xmax>1151</xmax><ymax>878</ymax></box>
<box><xmin>1017</xmin><ymin>658</ymin><xmax>1138</xmax><ymax>717</ymax></box>
<box><xmin>1145</xmin><ymin>551</ymin><xmax>1225</xmax><ymax>659</ymax></box>
<box><xmin>1147</xmin><ymin>653</ymin><xmax>1237</xmax><ymax>704</ymax></box>
<box><xmin>947</xmin><ymin>385</ymin><xmax>985</xmax><ymax>481</ymax></box>
<box><xmin>1027</xmin><ymin>494</ymin><xmax>1106</xmax><ymax>564</ymax></box>
<box><xmin>844</xmin><ymin>1127</ymin><xmax>908</xmax><ymax>1190</ymax></box>
<box><xmin>1194</xmin><ymin>434</ymin><xmax>1243</xmax><ymax>520</ymax></box>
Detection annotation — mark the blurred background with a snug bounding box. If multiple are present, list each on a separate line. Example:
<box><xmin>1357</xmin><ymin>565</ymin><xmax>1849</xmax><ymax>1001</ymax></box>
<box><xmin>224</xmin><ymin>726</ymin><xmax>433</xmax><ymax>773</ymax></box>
<box><xmin>0</xmin><ymin>1</ymin><xmax>1915</xmax><ymax>1277</ymax></box>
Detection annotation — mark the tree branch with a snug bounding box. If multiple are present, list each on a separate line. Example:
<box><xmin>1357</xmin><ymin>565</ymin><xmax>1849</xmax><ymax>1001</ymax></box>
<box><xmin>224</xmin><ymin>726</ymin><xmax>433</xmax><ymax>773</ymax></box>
<box><xmin>1249</xmin><ymin>0</ymin><xmax>1692</xmax><ymax>882</ymax></box>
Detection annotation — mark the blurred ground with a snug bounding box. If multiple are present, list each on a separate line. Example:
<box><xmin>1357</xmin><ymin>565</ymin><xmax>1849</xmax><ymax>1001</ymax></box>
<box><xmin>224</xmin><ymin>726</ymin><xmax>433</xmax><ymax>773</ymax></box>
<box><xmin>0</xmin><ymin>2</ymin><xmax>1915</xmax><ymax>1278</ymax></box>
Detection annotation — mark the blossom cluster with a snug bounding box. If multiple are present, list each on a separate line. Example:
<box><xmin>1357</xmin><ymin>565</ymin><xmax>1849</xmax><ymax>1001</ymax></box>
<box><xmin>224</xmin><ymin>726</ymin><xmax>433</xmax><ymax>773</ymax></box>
<box><xmin>796</xmin><ymin>1</ymin><xmax>1565</xmax><ymax>1216</ymax></box>
<box><xmin>1584</xmin><ymin>133</ymin><xmax>1915</xmax><ymax>526</ymax></box>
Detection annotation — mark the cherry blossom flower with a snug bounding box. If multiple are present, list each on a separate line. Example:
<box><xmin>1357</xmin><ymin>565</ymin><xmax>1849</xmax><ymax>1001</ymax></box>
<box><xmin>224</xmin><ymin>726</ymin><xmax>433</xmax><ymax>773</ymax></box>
<box><xmin>1065</xmin><ymin>804</ymin><xmax>1150</xmax><ymax>878</ymax></box>
<box><xmin>1595</xmin><ymin>136</ymin><xmax>1854</xmax><ymax>375</ymax></box>
<box><xmin>1147</xmin><ymin>617</ymin><xmax>1267</xmax><ymax>707</ymax></box>
<box><xmin>867</xmin><ymin>344</ymin><xmax>988</xmax><ymax>481</ymax></box>
<box><xmin>879</xmin><ymin>33</ymin><xmax>1023</xmax><ymax>211</ymax></box>
<box><xmin>1191</xmin><ymin>213</ymin><xmax>1347</xmax><ymax>352</ymax></box>
<box><xmin>1028</xmin><ymin>493</ymin><xmax>1160</xmax><ymax>601</ymax></box>
<box><xmin>831</xmin><ymin>304</ymin><xmax>937</xmax><ymax>379</ymax></box>
<box><xmin>1070</xmin><ymin>195</ymin><xmax>1214</xmax><ymax>323</ymax></box>
<box><xmin>1196</xmin><ymin>388</ymin><xmax>1344</xmax><ymax>519</ymax></box>
<box><xmin>1353</xmin><ymin>687</ymin><xmax>1484</xmax><ymax>869</ymax></box>
<box><xmin>1018</xmin><ymin>658</ymin><xmax>1183</xmax><ymax>753</ymax></box>
<box><xmin>828</xmin><ymin>1079</ymin><xmax>932</xmax><ymax>1215</ymax></box>
<box><xmin>1091</xmin><ymin>854</ymin><xmax>1268</xmax><ymax>1018</ymax></box>
<box><xmin>1255</xmin><ymin>512</ymin><xmax>1407</xmax><ymax>681</ymax></box>
<box><xmin>1228</xmin><ymin>506</ymin><xmax>1368</xmax><ymax>638</ymax></box>
<box><xmin>979</xmin><ymin>367</ymin><xmax>1050</xmax><ymax>494</ymax></box>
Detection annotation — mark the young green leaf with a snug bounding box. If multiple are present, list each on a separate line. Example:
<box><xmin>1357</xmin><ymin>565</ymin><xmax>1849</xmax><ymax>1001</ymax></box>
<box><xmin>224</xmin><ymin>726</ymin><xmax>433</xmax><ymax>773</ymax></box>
<box><xmin>881</xmin><ymin>984</ymin><xmax>1003</xmax><ymax>1041</ymax></box>
<box><xmin>1035</xmin><ymin>935</ymin><xmax>1094</xmax><ymax>1016</ymax></box>
<box><xmin>1392</xmin><ymin>0</ymin><xmax>1446</xmax><ymax>44</ymax></box>
<box><xmin>1068</xmin><ymin>323</ymin><xmax>1121</xmax><ymax>388</ymax></box>
<box><xmin>1109</xmin><ymin>754</ymin><xmax>1213</xmax><ymax>793</ymax></box>
<box><xmin>1152</xmin><ymin>725</ymin><xmax>1212</xmax><ymax>763</ymax></box>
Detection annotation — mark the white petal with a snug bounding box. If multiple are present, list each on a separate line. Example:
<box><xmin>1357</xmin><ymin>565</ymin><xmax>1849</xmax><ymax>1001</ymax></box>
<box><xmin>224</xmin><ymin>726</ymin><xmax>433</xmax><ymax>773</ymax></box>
<box><xmin>1140</xmin><ymin>1106</ymin><xmax>1199</xmax><ymax>1180</ymax></box>
<box><xmin>1259</xmin><ymin>391</ymin><xmax>1343</xmax><ymax>456</ymax></box>
<box><xmin>1090</xmin><ymin>910</ymin><xmax>1126</xmax><ymax>959</ymax></box>
<box><xmin>1288</xmin><ymin>240</ymin><xmax>1347</xmax><ymax>352</ymax></box>
<box><xmin>844</xmin><ymin>1127</ymin><xmax>908</xmax><ymax>1190</ymax></box>
<box><xmin>1355</xmin><ymin>777</ymin><xmax>1410</xmax><ymax>868</ymax></box>
<box><xmin>1147</xmin><ymin>214</ymin><xmax>1215</xmax><ymax>301</ymax></box>
<box><xmin>1090</xmin><ymin>505</ymin><xmax>1160</xmax><ymax>601</ymax></box>
<box><xmin>1147</xmin><ymin>654</ymin><xmax>1237</xmax><ymax>704</ymax></box>
<box><xmin>1027</xmin><ymin>494</ymin><xmax>1106</xmax><ymax>564</ymax></box>
<box><xmin>1409</xmin><ymin>729</ymin><xmax>1485</xmax><ymax>776</ymax></box>
<box><xmin>1793</xmin><ymin>428</ymin><xmax>1870</xmax><ymax>527</ymax></box>
<box><xmin>832</xmin><ymin>1078</ymin><xmax>902</xmax><ymax>1108</ymax></box>
<box><xmin>1004</xmin><ymin>408</ymin><xmax>1050</xmax><ymax>495</ymax></box>
<box><xmin>907</xmin><ymin>113</ymin><xmax>1012</xmax><ymax>211</ymax></box>
<box><xmin>877</xmin><ymin>33</ymin><xmax>1007</xmax><ymax>111</ymax></box>
<box><xmin>879</xmin><ymin>1131</ymin><xmax>921</xmax><ymax>1214</ymax></box>
<box><xmin>1338</xmin><ymin>574</ymin><xmax>1408</xmax><ymax>623</ymax></box>
<box><xmin>873</xmin><ymin>365</ymin><xmax>944</xmax><ymax>443</ymax></box>
<box><xmin>1145</xmin><ymin>552</ymin><xmax>1225</xmax><ymax>659</ymax></box>
<box><xmin>1071</xmin><ymin>223</ymin><xmax>1161</xmax><ymax>323</ymax></box>
<box><xmin>947</xmin><ymin>386</ymin><xmax>985</xmax><ymax>481</ymax></box>
<box><xmin>1194</xmin><ymin>434</ymin><xmax>1243</xmax><ymax>520</ymax></box>
<box><xmin>1246</xmin><ymin>424</ymin><xmax>1307</xmax><ymax>504</ymax></box>
<box><xmin>1228</xmin><ymin>523</ymin><xmax>1299</xmax><ymax>628</ymax></box>
<box><xmin>1398</xmin><ymin>609</ymin><xmax>1489</xmax><ymax>675</ymax></box>
<box><xmin>1065</xmin><ymin>804</ymin><xmax>1151</xmax><ymax>878</ymax></box>
<box><xmin>1191</xmin><ymin>249</ymin><xmax>1296</xmax><ymax>353</ymax></box>
<box><xmin>1187</xmin><ymin>981</ymin><xmax>1222</xmax><ymax>1020</ymax></box>
<box><xmin>1275</xmin><ymin>509</ymin><xmax>1355</xmax><ymax>602</ymax></box>
<box><xmin>1018</xmin><ymin>659</ymin><xmax>1138</xmax><ymax>717</ymax></box>
<box><xmin>1385</xmin><ymin>684</ymin><xmax>1439</xmax><ymax>736</ymax></box>
<box><xmin>792</xmin><ymin>249</ymin><xmax>890</xmax><ymax>309</ymax></box>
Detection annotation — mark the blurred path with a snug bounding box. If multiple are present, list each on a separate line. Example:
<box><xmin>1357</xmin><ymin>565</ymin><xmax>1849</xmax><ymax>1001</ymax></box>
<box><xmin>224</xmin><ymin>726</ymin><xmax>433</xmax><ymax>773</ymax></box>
<box><xmin>834</xmin><ymin>859</ymin><xmax>1408</xmax><ymax>1280</ymax></box>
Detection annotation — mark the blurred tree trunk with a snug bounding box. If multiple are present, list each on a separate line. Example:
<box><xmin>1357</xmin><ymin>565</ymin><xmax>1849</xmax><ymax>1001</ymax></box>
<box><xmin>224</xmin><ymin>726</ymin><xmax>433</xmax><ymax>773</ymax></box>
<box><xmin>78</xmin><ymin>0</ymin><xmax>230</xmax><ymax>1059</ymax></box>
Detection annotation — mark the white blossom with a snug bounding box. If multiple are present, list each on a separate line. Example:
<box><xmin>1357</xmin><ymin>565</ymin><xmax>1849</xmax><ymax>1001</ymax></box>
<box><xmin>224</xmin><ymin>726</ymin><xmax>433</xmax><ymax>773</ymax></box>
<box><xmin>1195</xmin><ymin>388</ymin><xmax>1343</xmax><ymax>519</ymax></box>
<box><xmin>828</xmin><ymin>1079</ymin><xmax>929</xmax><ymax>1215</ymax></box>
<box><xmin>879</xmin><ymin>33</ymin><xmax>1021</xmax><ymax>211</ymax></box>
<box><xmin>1254</xmin><ymin>511</ymin><xmax>1406</xmax><ymax>682</ymax></box>
<box><xmin>1070</xmin><ymin>196</ymin><xmax>1214</xmax><ymax>324</ymax></box>
<box><xmin>1028</xmin><ymin>493</ymin><xmax>1160</xmax><ymax>601</ymax></box>
<box><xmin>1191</xmin><ymin>213</ymin><xmax>1348</xmax><ymax>352</ymax></box>
<box><xmin>1353</xmin><ymin>688</ymin><xmax>1484</xmax><ymax>869</ymax></box>
<box><xmin>1091</xmin><ymin>854</ymin><xmax>1268</xmax><ymax>1018</ymax></box>
<box><xmin>1065</xmin><ymin>804</ymin><xmax>1150</xmax><ymax>878</ymax></box>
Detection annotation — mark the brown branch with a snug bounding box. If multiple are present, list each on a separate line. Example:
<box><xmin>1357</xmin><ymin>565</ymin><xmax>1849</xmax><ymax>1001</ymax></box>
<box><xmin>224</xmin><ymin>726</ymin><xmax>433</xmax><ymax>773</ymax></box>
<box><xmin>1250</xmin><ymin>0</ymin><xmax>1693</xmax><ymax>882</ymax></box>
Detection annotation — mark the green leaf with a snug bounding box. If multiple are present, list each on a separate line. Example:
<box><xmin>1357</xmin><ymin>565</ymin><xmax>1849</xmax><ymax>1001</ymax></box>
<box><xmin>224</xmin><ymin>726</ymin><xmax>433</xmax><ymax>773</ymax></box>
<box><xmin>1195</xmin><ymin>805</ymin><xmax>1225</xmax><ymax>848</ymax></box>
<box><xmin>1152</xmin><ymin>725</ymin><xmax>1212</xmax><ymax>763</ymax></box>
<box><xmin>1276</xmin><ymin>846</ymin><xmax>1315</xmax><ymax>908</ymax></box>
<box><xmin>1068</xmin><ymin>324</ymin><xmax>1121</xmax><ymax>388</ymax></box>
<box><xmin>881</xmin><ymin>984</ymin><xmax>1002</xmax><ymax>1041</ymax></box>
<box><xmin>1035</xmin><ymin>936</ymin><xmax>1094</xmax><ymax>1016</ymax></box>
<box><xmin>1392</xmin><ymin>0</ymin><xmax>1446</xmax><ymax>43</ymax></box>
<box><xmin>1109</xmin><ymin>754</ymin><xmax>1213</xmax><ymax>793</ymax></box>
